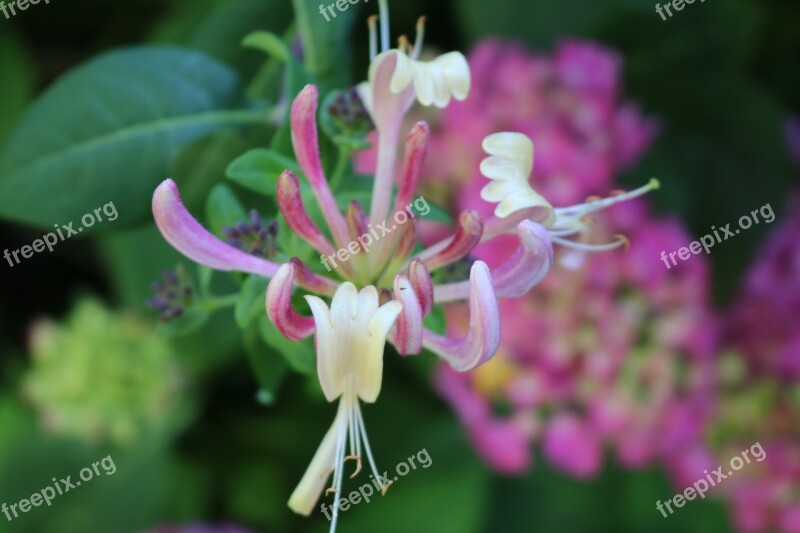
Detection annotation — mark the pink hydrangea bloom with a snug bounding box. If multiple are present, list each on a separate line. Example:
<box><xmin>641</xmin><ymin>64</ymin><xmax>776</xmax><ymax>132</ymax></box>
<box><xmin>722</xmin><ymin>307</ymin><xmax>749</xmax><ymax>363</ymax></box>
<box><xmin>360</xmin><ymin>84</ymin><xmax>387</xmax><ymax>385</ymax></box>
<box><xmin>717</xmin><ymin>189</ymin><xmax>800</xmax><ymax>533</ymax></box>
<box><xmin>728</xmin><ymin>193</ymin><xmax>800</xmax><ymax>381</ymax></box>
<box><xmin>427</xmin><ymin>38</ymin><xmax>717</xmax><ymax>479</ymax></box>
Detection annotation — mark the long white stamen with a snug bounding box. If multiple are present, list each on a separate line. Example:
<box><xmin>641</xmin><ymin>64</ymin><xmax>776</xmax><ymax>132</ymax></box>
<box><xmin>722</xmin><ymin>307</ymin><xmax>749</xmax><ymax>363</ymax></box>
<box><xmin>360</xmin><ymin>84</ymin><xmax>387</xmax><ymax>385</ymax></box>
<box><xmin>329</xmin><ymin>400</ymin><xmax>349</xmax><ymax>532</ymax></box>
<box><xmin>412</xmin><ymin>16</ymin><xmax>426</xmax><ymax>60</ymax></box>
<box><xmin>352</xmin><ymin>399</ymin><xmax>363</xmax><ymax>459</ymax></box>
<box><xmin>378</xmin><ymin>0</ymin><xmax>390</xmax><ymax>52</ymax></box>
<box><xmin>348</xmin><ymin>396</ymin><xmax>357</xmax><ymax>458</ymax></box>
<box><xmin>547</xmin><ymin>227</ymin><xmax>583</xmax><ymax>237</ymax></box>
<box><xmin>368</xmin><ymin>15</ymin><xmax>379</xmax><ymax>60</ymax></box>
<box><xmin>355</xmin><ymin>402</ymin><xmax>386</xmax><ymax>491</ymax></box>
<box><xmin>554</xmin><ymin>179</ymin><xmax>660</xmax><ymax>218</ymax></box>
<box><xmin>550</xmin><ymin>235</ymin><xmax>628</xmax><ymax>252</ymax></box>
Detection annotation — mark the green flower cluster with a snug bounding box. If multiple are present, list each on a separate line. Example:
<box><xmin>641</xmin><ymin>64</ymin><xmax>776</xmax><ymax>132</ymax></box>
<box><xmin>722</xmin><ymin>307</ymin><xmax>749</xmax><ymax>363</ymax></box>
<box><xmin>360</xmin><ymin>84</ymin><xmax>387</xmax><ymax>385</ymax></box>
<box><xmin>23</xmin><ymin>299</ymin><xmax>192</xmax><ymax>448</ymax></box>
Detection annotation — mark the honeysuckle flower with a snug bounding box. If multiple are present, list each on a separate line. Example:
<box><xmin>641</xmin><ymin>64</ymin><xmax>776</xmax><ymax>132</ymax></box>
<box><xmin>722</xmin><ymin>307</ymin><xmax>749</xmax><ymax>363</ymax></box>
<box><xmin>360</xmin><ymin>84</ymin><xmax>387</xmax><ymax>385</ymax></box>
<box><xmin>286</xmin><ymin>282</ymin><xmax>401</xmax><ymax>530</ymax></box>
<box><xmin>149</xmin><ymin>6</ymin><xmax>658</xmax><ymax>530</ymax></box>
<box><xmin>152</xmin><ymin>0</ymin><xmax>553</xmax><ymax>372</ymax></box>
<box><xmin>477</xmin><ymin>131</ymin><xmax>660</xmax><ymax>254</ymax></box>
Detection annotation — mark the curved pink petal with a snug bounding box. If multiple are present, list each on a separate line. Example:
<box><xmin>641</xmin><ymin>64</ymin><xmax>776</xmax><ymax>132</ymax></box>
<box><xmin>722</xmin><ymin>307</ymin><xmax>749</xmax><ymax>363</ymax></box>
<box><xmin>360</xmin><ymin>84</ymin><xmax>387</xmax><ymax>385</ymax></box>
<box><xmin>277</xmin><ymin>170</ymin><xmax>336</xmax><ymax>257</ymax></box>
<box><xmin>390</xmin><ymin>274</ymin><xmax>423</xmax><ymax>355</ymax></box>
<box><xmin>433</xmin><ymin>221</ymin><xmax>553</xmax><ymax>303</ymax></box>
<box><xmin>266</xmin><ymin>263</ymin><xmax>315</xmax><ymax>340</ymax></box>
<box><xmin>422</xmin><ymin>261</ymin><xmax>500</xmax><ymax>371</ymax></box>
<box><xmin>346</xmin><ymin>201</ymin><xmax>370</xmax><ymax>250</ymax></box>
<box><xmin>289</xmin><ymin>258</ymin><xmax>339</xmax><ymax>297</ymax></box>
<box><xmin>491</xmin><ymin>220</ymin><xmax>553</xmax><ymax>297</ymax></box>
<box><xmin>392</xmin><ymin>121</ymin><xmax>430</xmax><ymax>214</ymax></box>
<box><xmin>408</xmin><ymin>258</ymin><xmax>434</xmax><ymax>316</ymax></box>
<box><xmin>421</xmin><ymin>210</ymin><xmax>483</xmax><ymax>272</ymax></box>
<box><xmin>153</xmin><ymin>179</ymin><xmax>280</xmax><ymax>277</ymax></box>
<box><xmin>291</xmin><ymin>85</ymin><xmax>350</xmax><ymax>248</ymax></box>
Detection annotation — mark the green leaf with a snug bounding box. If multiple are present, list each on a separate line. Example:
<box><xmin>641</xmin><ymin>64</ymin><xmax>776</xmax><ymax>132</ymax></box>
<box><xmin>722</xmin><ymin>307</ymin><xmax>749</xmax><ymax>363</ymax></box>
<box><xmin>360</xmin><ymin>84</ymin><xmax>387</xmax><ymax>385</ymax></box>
<box><xmin>235</xmin><ymin>275</ymin><xmax>269</xmax><ymax>328</ymax></box>
<box><xmin>259</xmin><ymin>313</ymin><xmax>316</xmax><ymax>374</ymax></box>
<box><xmin>187</xmin><ymin>0</ymin><xmax>295</xmax><ymax>79</ymax></box>
<box><xmin>205</xmin><ymin>183</ymin><xmax>248</xmax><ymax>237</ymax></box>
<box><xmin>292</xmin><ymin>0</ymin><xmax>359</xmax><ymax>89</ymax></box>
<box><xmin>244</xmin><ymin>31</ymin><xmax>314</xmax><ymax>157</ymax></box>
<box><xmin>226</xmin><ymin>147</ymin><xmax>302</xmax><ymax>196</ymax></box>
<box><xmin>0</xmin><ymin>46</ymin><xmax>261</xmax><ymax>230</ymax></box>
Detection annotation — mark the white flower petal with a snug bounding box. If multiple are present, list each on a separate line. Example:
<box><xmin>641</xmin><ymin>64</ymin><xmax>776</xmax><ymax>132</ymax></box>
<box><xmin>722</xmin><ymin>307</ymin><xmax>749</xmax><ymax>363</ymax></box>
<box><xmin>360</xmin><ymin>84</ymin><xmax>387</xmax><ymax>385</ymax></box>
<box><xmin>479</xmin><ymin>132</ymin><xmax>555</xmax><ymax>223</ymax></box>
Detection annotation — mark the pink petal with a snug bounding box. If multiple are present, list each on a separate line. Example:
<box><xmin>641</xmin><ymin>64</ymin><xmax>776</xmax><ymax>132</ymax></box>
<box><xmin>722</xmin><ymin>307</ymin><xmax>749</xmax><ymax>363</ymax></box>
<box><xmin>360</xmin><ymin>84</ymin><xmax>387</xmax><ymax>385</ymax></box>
<box><xmin>346</xmin><ymin>201</ymin><xmax>370</xmax><ymax>251</ymax></box>
<box><xmin>390</xmin><ymin>274</ymin><xmax>423</xmax><ymax>355</ymax></box>
<box><xmin>491</xmin><ymin>220</ymin><xmax>553</xmax><ymax>297</ymax></box>
<box><xmin>289</xmin><ymin>258</ymin><xmax>339</xmax><ymax>296</ymax></box>
<box><xmin>408</xmin><ymin>258</ymin><xmax>434</xmax><ymax>316</ymax></box>
<box><xmin>422</xmin><ymin>210</ymin><xmax>483</xmax><ymax>272</ymax></box>
<box><xmin>392</xmin><ymin>121</ymin><xmax>430</xmax><ymax>214</ymax></box>
<box><xmin>422</xmin><ymin>261</ymin><xmax>500</xmax><ymax>371</ymax></box>
<box><xmin>152</xmin><ymin>179</ymin><xmax>280</xmax><ymax>277</ymax></box>
<box><xmin>433</xmin><ymin>221</ymin><xmax>552</xmax><ymax>303</ymax></box>
<box><xmin>266</xmin><ymin>263</ymin><xmax>315</xmax><ymax>340</ymax></box>
<box><xmin>291</xmin><ymin>85</ymin><xmax>350</xmax><ymax>247</ymax></box>
<box><xmin>277</xmin><ymin>170</ymin><xmax>336</xmax><ymax>257</ymax></box>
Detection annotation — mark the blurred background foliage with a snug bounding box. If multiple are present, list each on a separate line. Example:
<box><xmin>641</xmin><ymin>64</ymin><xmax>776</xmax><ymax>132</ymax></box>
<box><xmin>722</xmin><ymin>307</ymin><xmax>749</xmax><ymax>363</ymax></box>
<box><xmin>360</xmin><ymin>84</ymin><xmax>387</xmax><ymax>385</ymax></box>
<box><xmin>0</xmin><ymin>0</ymin><xmax>797</xmax><ymax>531</ymax></box>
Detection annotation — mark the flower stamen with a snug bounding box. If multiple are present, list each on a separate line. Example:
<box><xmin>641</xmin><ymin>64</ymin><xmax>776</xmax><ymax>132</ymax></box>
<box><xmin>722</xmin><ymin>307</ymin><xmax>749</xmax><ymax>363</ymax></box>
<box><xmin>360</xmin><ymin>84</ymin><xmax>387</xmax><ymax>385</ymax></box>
<box><xmin>378</xmin><ymin>0</ymin><xmax>390</xmax><ymax>52</ymax></box>
<box><xmin>412</xmin><ymin>16</ymin><xmax>426</xmax><ymax>60</ymax></box>
<box><xmin>344</xmin><ymin>455</ymin><xmax>363</xmax><ymax>478</ymax></box>
<box><xmin>368</xmin><ymin>15</ymin><xmax>379</xmax><ymax>60</ymax></box>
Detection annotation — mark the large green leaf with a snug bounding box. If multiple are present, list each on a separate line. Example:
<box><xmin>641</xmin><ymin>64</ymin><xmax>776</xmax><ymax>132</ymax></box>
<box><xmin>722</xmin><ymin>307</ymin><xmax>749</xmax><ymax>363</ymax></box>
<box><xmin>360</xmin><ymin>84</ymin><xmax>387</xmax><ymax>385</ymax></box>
<box><xmin>0</xmin><ymin>46</ymin><xmax>262</xmax><ymax>230</ymax></box>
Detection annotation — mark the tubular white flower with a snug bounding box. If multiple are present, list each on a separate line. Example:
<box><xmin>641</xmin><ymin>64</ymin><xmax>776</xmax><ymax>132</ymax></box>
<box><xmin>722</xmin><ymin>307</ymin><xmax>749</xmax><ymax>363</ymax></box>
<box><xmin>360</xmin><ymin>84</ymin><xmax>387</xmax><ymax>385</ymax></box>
<box><xmin>479</xmin><ymin>131</ymin><xmax>660</xmax><ymax>253</ymax></box>
<box><xmin>387</xmin><ymin>51</ymin><xmax>470</xmax><ymax>108</ymax></box>
<box><xmin>480</xmin><ymin>132</ymin><xmax>555</xmax><ymax>224</ymax></box>
<box><xmin>306</xmin><ymin>283</ymin><xmax>401</xmax><ymax>403</ymax></box>
<box><xmin>289</xmin><ymin>283</ymin><xmax>402</xmax><ymax>531</ymax></box>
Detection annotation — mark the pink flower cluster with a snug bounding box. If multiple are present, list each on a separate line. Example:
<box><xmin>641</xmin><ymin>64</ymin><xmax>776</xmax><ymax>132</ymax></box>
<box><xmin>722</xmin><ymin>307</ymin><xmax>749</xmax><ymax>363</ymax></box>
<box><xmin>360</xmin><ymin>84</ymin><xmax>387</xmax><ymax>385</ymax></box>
<box><xmin>429</xmin><ymin>38</ymin><xmax>718</xmax><ymax>477</ymax></box>
<box><xmin>728</xmin><ymin>192</ymin><xmax>800</xmax><ymax>381</ymax></box>
<box><xmin>436</xmin><ymin>202</ymin><xmax>719</xmax><ymax>476</ymax></box>
<box><xmin>715</xmin><ymin>189</ymin><xmax>800</xmax><ymax>533</ymax></box>
<box><xmin>427</xmin><ymin>36</ymin><xmax>800</xmax><ymax>533</ymax></box>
